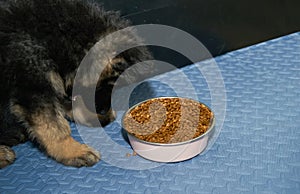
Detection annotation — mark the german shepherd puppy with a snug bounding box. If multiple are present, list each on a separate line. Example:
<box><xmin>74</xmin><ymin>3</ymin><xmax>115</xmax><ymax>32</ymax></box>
<box><xmin>0</xmin><ymin>0</ymin><xmax>152</xmax><ymax>168</ymax></box>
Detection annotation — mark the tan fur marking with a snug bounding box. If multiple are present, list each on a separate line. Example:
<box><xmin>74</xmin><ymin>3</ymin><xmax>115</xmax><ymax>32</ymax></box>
<box><xmin>10</xmin><ymin>102</ymin><xmax>99</xmax><ymax>166</ymax></box>
<box><xmin>31</xmin><ymin>112</ymin><xmax>99</xmax><ymax>166</ymax></box>
<box><xmin>47</xmin><ymin>71</ymin><xmax>66</xmax><ymax>96</ymax></box>
<box><xmin>96</xmin><ymin>57</ymin><xmax>125</xmax><ymax>87</ymax></box>
<box><xmin>10</xmin><ymin>103</ymin><xmax>25</xmax><ymax>120</ymax></box>
<box><xmin>109</xmin><ymin>57</ymin><xmax>125</xmax><ymax>66</ymax></box>
<box><xmin>31</xmin><ymin>111</ymin><xmax>71</xmax><ymax>141</ymax></box>
<box><xmin>45</xmin><ymin>136</ymin><xmax>94</xmax><ymax>160</ymax></box>
<box><xmin>64</xmin><ymin>71</ymin><xmax>76</xmax><ymax>91</ymax></box>
<box><xmin>0</xmin><ymin>146</ymin><xmax>16</xmax><ymax>169</ymax></box>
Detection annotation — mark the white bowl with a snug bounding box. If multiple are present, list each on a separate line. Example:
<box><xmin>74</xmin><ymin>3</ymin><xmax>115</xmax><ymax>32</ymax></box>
<box><xmin>122</xmin><ymin>97</ymin><xmax>215</xmax><ymax>162</ymax></box>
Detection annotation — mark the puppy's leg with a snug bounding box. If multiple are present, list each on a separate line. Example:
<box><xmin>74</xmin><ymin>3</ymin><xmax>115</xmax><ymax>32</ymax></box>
<box><xmin>0</xmin><ymin>145</ymin><xmax>15</xmax><ymax>169</ymax></box>
<box><xmin>11</xmin><ymin>104</ymin><xmax>100</xmax><ymax>167</ymax></box>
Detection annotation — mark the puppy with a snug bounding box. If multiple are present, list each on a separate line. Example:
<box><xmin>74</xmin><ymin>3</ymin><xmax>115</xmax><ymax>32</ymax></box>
<box><xmin>0</xmin><ymin>0</ymin><xmax>152</xmax><ymax>168</ymax></box>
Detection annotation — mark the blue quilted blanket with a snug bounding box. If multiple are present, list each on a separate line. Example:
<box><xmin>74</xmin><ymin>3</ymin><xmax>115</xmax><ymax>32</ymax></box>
<box><xmin>1</xmin><ymin>32</ymin><xmax>299</xmax><ymax>194</ymax></box>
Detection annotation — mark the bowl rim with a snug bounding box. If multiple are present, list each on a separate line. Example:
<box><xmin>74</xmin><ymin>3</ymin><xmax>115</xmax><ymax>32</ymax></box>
<box><xmin>122</xmin><ymin>96</ymin><xmax>215</xmax><ymax>146</ymax></box>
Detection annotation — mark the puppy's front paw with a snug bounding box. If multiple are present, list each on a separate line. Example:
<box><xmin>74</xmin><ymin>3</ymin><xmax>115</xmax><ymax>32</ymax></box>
<box><xmin>0</xmin><ymin>145</ymin><xmax>16</xmax><ymax>169</ymax></box>
<box><xmin>45</xmin><ymin>137</ymin><xmax>100</xmax><ymax>167</ymax></box>
<box><xmin>61</xmin><ymin>145</ymin><xmax>100</xmax><ymax>167</ymax></box>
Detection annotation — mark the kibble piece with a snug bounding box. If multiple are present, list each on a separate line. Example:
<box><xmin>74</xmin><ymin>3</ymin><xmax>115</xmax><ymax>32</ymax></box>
<box><xmin>123</xmin><ymin>97</ymin><xmax>214</xmax><ymax>144</ymax></box>
<box><xmin>126</xmin><ymin>153</ymin><xmax>131</xmax><ymax>157</ymax></box>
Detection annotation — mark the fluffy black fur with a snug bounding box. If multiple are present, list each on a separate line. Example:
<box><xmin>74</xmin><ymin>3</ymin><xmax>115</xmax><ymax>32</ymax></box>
<box><xmin>0</xmin><ymin>0</ymin><xmax>152</xmax><ymax>168</ymax></box>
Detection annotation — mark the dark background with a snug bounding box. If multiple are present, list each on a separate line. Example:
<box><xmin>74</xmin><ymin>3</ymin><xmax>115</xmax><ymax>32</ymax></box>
<box><xmin>99</xmin><ymin>0</ymin><xmax>300</xmax><ymax>68</ymax></box>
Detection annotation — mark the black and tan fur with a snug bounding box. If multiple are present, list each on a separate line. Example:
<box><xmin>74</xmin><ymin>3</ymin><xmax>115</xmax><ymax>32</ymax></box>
<box><xmin>0</xmin><ymin>0</ymin><xmax>152</xmax><ymax>168</ymax></box>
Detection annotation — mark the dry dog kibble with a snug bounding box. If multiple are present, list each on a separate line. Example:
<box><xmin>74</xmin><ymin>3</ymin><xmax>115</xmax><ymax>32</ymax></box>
<box><xmin>125</xmin><ymin>151</ymin><xmax>137</xmax><ymax>157</ymax></box>
<box><xmin>123</xmin><ymin>97</ymin><xmax>214</xmax><ymax>144</ymax></box>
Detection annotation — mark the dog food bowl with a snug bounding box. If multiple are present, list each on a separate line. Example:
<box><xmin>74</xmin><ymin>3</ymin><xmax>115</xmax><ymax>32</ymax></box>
<box><xmin>122</xmin><ymin>97</ymin><xmax>215</xmax><ymax>162</ymax></box>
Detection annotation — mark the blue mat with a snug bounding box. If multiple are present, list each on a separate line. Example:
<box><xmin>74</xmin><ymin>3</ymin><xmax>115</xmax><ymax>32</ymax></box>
<box><xmin>1</xmin><ymin>32</ymin><xmax>300</xmax><ymax>193</ymax></box>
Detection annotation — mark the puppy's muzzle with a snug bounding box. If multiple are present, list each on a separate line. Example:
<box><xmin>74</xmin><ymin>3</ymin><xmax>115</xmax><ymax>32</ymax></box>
<box><xmin>72</xmin><ymin>95</ymin><xmax>115</xmax><ymax>127</ymax></box>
